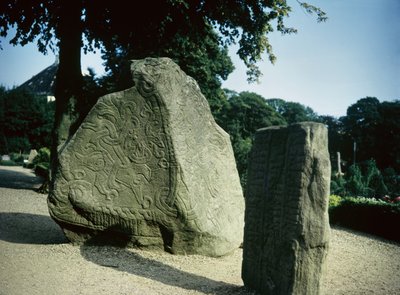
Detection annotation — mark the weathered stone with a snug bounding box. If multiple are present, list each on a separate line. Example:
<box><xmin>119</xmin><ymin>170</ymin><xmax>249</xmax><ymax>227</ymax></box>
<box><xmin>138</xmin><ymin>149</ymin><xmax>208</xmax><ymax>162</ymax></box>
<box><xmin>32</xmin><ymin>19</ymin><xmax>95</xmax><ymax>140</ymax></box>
<box><xmin>48</xmin><ymin>57</ymin><xmax>244</xmax><ymax>257</ymax></box>
<box><xmin>242</xmin><ymin>122</ymin><xmax>330</xmax><ymax>294</ymax></box>
<box><xmin>1</xmin><ymin>155</ymin><xmax>10</xmax><ymax>161</ymax></box>
<box><xmin>27</xmin><ymin>149</ymin><xmax>38</xmax><ymax>163</ymax></box>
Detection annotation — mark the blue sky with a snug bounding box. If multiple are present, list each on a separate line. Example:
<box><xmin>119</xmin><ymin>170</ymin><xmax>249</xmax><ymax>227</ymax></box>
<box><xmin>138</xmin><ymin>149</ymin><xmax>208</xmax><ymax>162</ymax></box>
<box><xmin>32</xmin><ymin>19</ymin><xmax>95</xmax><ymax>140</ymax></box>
<box><xmin>0</xmin><ymin>0</ymin><xmax>399</xmax><ymax>117</ymax></box>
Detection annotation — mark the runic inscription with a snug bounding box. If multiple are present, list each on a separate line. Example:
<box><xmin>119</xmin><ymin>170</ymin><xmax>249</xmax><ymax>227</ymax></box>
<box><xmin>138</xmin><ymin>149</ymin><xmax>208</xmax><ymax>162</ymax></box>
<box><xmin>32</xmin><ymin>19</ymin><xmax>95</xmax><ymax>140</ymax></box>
<box><xmin>242</xmin><ymin>122</ymin><xmax>330</xmax><ymax>294</ymax></box>
<box><xmin>48</xmin><ymin>58</ymin><xmax>244</xmax><ymax>257</ymax></box>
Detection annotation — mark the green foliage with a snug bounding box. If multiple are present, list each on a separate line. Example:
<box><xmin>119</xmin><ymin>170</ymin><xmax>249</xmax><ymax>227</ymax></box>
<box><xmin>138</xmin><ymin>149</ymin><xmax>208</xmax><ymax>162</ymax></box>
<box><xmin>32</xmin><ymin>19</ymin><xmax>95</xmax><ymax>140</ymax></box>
<box><xmin>99</xmin><ymin>24</ymin><xmax>234</xmax><ymax>117</ymax></box>
<box><xmin>220</xmin><ymin>92</ymin><xmax>286</xmax><ymax>137</ymax></box>
<box><xmin>266</xmin><ymin>98</ymin><xmax>320</xmax><ymax>124</ymax></box>
<box><xmin>345</xmin><ymin>164</ymin><xmax>365</xmax><ymax>196</ymax></box>
<box><xmin>0</xmin><ymin>159</ymin><xmax>19</xmax><ymax>166</ymax></box>
<box><xmin>340</xmin><ymin>98</ymin><xmax>400</xmax><ymax>172</ymax></box>
<box><xmin>319</xmin><ymin>115</ymin><xmax>347</xmax><ymax>169</ymax></box>
<box><xmin>72</xmin><ymin>68</ymin><xmax>110</xmax><ymax>126</ymax></box>
<box><xmin>330</xmin><ymin>174</ymin><xmax>347</xmax><ymax>196</ymax></box>
<box><xmin>0</xmin><ymin>88</ymin><xmax>54</xmax><ymax>154</ymax></box>
<box><xmin>376</xmin><ymin>101</ymin><xmax>400</xmax><ymax>171</ymax></box>
<box><xmin>32</xmin><ymin>147</ymin><xmax>50</xmax><ymax>168</ymax></box>
<box><xmin>3</xmin><ymin>137</ymin><xmax>31</xmax><ymax>154</ymax></box>
<box><xmin>88</xmin><ymin>1</ymin><xmax>325</xmax><ymax>82</ymax></box>
<box><xmin>316</xmin><ymin>98</ymin><xmax>400</xmax><ymax>180</ymax></box>
<box><xmin>333</xmin><ymin>160</ymin><xmax>389</xmax><ymax>198</ymax></box>
<box><xmin>383</xmin><ymin>168</ymin><xmax>400</xmax><ymax>197</ymax></box>
<box><xmin>338</xmin><ymin>196</ymin><xmax>390</xmax><ymax>207</ymax></box>
<box><xmin>362</xmin><ymin>159</ymin><xmax>388</xmax><ymax>197</ymax></box>
<box><xmin>1</xmin><ymin>1</ymin><xmax>326</xmax><ymax>175</ymax></box>
<box><xmin>219</xmin><ymin>91</ymin><xmax>286</xmax><ymax>188</ymax></box>
<box><xmin>30</xmin><ymin>147</ymin><xmax>51</xmax><ymax>193</ymax></box>
<box><xmin>10</xmin><ymin>152</ymin><xmax>26</xmax><ymax>165</ymax></box>
<box><xmin>342</xmin><ymin>97</ymin><xmax>381</xmax><ymax>163</ymax></box>
<box><xmin>329</xmin><ymin>194</ymin><xmax>343</xmax><ymax>208</ymax></box>
<box><xmin>168</xmin><ymin>29</ymin><xmax>234</xmax><ymax>116</ymax></box>
<box><xmin>1</xmin><ymin>1</ymin><xmax>325</xmax><ymax>83</ymax></box>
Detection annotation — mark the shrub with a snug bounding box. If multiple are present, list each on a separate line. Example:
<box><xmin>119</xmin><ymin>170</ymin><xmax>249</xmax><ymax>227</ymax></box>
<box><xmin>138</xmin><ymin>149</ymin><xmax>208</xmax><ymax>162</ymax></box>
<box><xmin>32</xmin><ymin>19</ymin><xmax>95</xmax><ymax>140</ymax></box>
<box><xmin>335</xmin><ymin>160</ymin><xmax>391</xmax><ymax>198</ymax></box>
<box><xmin>329</xmin><ymin>196</ymin><xmax>400</xmax><ymax>242</ymax></box>
<box><xmin>362</xmin><ymin>160</ymin><xmax>388</xmax><ymax>197</ymax></box>
<box><xmin>10</xmin><ymin>152</ymin><xmax>26</xmax><ymax>165</ymax></box>
<box><xmin>329</xmin><ymin>194</ymin><xmax>342</xmax><ymax>208</ymax></box>
<box><xmin>0</xmin><ymin>153</ymin><xmax>28</xmax><ymax>166</ymax></box>
<box><xmin>330</xmin><ymin>174</ymin><xmax>347</xmax><ymax>196</ymax></box>
<box><xmin>345</xmin><ymin>164</ymin><xmax>366</xmax><ymax>196</ymax></box>
<box><xmin>0</xmin><ymin>159</ymin><xmax>19</xmax><ymax>166</ymax></box>
<box><xmin>30</xmin><ymin>147</ymin><xmax>51</xmax><ymax>193</ymax></box>
<box><xmin>32</xmin><ymin>147</ymin><xmax>50</xmax><ymax>168</ymax></box>
<box><xmin>383</xmin><ymin>167</ymin><xmax>400</xmax><ymax>197</ymax></box>
<box><xmin>4</xmin><ymin>137</ymin><xmax>31</xmax><ymax>154</ymax></box>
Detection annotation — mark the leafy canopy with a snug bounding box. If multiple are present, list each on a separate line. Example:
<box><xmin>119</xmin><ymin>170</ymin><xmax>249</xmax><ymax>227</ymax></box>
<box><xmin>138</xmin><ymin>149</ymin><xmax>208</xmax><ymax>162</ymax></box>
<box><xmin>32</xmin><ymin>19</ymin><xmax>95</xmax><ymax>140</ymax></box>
<box><xmin>0</xmin><ymin>0</ymin><xmax>326</xmax><ymax>82</ymax></box>
<box><xmin>219</xmin><ymin>90</ymin><xmax>286</xmax><ymax>188</ymax></box>
<box><xmin>266</xmin><ymin>98</ymin><xmax>320</xmax><ymax>124</ymax></box>
<box><xmin>0</xmin><ymin>87</ymin><xmax>54</xmax><ymax>153</ymax></box>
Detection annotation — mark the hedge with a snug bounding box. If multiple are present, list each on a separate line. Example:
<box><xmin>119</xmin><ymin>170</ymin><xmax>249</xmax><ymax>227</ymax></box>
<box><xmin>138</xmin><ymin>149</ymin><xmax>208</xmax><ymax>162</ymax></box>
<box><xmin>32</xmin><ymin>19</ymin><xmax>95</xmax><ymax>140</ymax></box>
<box><xmin>329</xmin><ymin>196</ymin><xmax>400</xmax><ymax>242</ymax></box>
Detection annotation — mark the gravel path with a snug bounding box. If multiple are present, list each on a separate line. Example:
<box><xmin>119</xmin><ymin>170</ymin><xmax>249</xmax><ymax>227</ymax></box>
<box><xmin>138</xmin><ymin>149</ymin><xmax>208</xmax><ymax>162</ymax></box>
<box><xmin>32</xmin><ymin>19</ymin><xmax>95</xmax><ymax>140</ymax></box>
<box><xmin>0</xmin><ymin>165</ymin><xmax>399</xmax><ymax>295</ymax></box>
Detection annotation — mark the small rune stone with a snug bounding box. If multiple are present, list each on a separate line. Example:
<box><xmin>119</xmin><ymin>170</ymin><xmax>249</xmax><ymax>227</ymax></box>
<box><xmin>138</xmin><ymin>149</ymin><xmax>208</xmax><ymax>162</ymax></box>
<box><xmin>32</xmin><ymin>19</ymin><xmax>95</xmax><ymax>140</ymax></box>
<box><xmin>242</xmin><ymin>122</ymin><xmax>331</xmax><ymax>294</ymax></box>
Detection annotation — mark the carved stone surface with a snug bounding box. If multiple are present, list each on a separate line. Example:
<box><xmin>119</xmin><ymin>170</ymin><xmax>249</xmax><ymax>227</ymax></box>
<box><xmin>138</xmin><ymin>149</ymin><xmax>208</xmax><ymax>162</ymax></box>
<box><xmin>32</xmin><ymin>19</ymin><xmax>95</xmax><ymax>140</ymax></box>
<box><xmin>48</xmin><ymin>58</ymin><xmax>244</xmax><ymax>257</ymax></box>
<box><xmin>242</xmin><ymin>122</ymin><xmax>330</xmax><ymax>294</ymax></box>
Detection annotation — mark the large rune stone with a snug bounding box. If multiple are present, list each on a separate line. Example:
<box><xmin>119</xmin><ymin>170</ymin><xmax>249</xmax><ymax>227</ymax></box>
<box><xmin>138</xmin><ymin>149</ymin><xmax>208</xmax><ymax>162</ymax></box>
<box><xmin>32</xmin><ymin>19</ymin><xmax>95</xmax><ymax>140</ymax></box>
<box><xmin>242</xmin><ymin>122</ymin><xmax>330</xmax><ymax>294</ymax></box>
<box><xmin>48</xmin><ymin>57</ymin><xmax>244</xmax><ymax>257</ymax></box>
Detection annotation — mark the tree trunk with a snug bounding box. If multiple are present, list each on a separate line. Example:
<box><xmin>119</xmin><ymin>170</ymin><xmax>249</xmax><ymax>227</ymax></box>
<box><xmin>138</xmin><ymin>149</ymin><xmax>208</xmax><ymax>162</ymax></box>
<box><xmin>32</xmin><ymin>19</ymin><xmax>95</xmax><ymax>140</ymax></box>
<box><xmin>50</xmin><ymin>1</ymin><xmax>83</xmax><ymax>182</ymax></box>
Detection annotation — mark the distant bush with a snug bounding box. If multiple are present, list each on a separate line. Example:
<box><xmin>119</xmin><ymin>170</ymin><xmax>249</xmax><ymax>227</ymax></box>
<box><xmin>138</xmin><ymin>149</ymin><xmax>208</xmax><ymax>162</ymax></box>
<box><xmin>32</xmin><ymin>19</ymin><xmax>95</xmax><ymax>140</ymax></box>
<box><xmin>0</xmin><ymin>159</ymin><xmax>19</xmax><ymax>166</ymax></box>
<box><xmin>329</xmin><ymin>196</ymin><xmax>400</xmax><ymax>242</ymax></box>
<box><xmin>0</xmin><ymin>153</ymin><xmax>27</xmax><ymax>166</ymax></box>
<box><xmin>30</xmin><ymin>147</ymin><xmax>51</xmax><ymax>193</ymax></box>
<box><xmin>10</xmin><ymin>153</ymin><xmax>26</xmax><ymax>165</ymax></box>
<box><xmin>32</xmin><ymin>147</ymin><xmax>50</xmax><ymax>167</ymax></box>
<box><xmin>0</xmin><ymin>88</ymin><xmax>54</xmax><ymax>154</ymax></box>
<box><xmin>330</xmin><ymin>174</ymin><xmax>346</xmax><ymax>196</ymax></box>
<box><xmin>331</xmin><ymin>160</ymin><xmax>394</xmax><ymax>198</ymax></box>
<box><xmin>383</xmin><ymin>167</ymin><xmax>400</xmax><ymax>197</ymax></box>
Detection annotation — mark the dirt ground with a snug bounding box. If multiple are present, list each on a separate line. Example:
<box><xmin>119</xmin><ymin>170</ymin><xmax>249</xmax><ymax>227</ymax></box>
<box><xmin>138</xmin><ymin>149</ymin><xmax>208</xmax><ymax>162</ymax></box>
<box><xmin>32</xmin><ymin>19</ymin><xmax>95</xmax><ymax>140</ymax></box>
<box><xmin>0</xmin><ymin>165</ymin><xmax>399</xmax><ymax>295</ymax></box>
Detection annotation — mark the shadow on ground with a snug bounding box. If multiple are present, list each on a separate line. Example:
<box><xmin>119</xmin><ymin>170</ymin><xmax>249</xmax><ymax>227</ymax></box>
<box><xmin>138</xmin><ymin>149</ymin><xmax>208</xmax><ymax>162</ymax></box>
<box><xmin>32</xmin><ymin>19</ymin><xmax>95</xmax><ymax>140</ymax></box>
<box><xmin>81</xmin><ymin>245</ymin><xmax>250</xmax><ymax>295</ymax></box>
<box><xmin>0</xmin><ymin>166</ymin><xmax>249</xmax><ymax>293</ymax></box>
<box><xmin>0</xmin><ymin>166</ymin><xmax>43</xmax><ymax>190</ymax></box>
<box><xmin>0</xmin><ymin>212</ymin><xmax>67</xmax><ymax>244</ymax></box>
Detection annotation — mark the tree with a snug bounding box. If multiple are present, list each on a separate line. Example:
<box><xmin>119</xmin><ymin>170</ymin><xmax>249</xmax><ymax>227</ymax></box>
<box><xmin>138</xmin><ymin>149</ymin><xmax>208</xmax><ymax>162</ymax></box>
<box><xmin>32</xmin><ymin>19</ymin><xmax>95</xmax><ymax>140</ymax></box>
<box><xmin>99</xmin><ymin>24</ymin><xmax>234</xmax><ymax>117</ymax></box>
<box><xmin>1</xmin><ymin>0</ymin><xmax>326</xmax><ymax>178</ymax></box>
<box><xmin>0</xmin><ymin>88</ymin><xmax>54</xmax><ymax>154</ymax></box>
<box><xmin>341</xmin><ymin>97</ymin><xmax>400</xmax><ymax>172</ymax></box>
<box><xmin>319</xmin><ymin>115</ymin><xmax>350</xmax><ymax>172</ymax></box>
<box><xmin>219</xmin><ymin>91</ymin><xmax>286</xmax><ymax>187</ymax></box>
<box><xmin>376</xmin><ymin>101</ymin><xmax>400</xmax><ymax>171</ymax></box>
<box><xmin>328</xmin><ymin>98</ymin><xmax>400</xmax><ymax>197</ymax></box>
<box><xmin>342</xmin><ymin>97</ymin><xmax>381</xmax><ymax>164</ymax></box>
<box><xmin>0</xmin><ymin>85</ymin><xmax>9</xmax><ymax>152</ymax></box>
<box><xmin>362</xmin><ymin>159</ymin><xmax>388</xmax><ymax>197</ymax></box>
<box><xmin>266</xmin><ymin>98</ymin><xmax>320</xmax><ymax>124</ymax></box>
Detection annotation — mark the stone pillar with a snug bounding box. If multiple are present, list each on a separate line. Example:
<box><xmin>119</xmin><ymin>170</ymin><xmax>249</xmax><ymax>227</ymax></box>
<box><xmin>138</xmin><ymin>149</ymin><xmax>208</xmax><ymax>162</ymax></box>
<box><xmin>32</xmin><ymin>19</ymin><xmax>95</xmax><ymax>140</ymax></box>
<box><xmin>242</xmin><ymin>122</ymin><xmax>331</xmax><ymax>295</ymax></box>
